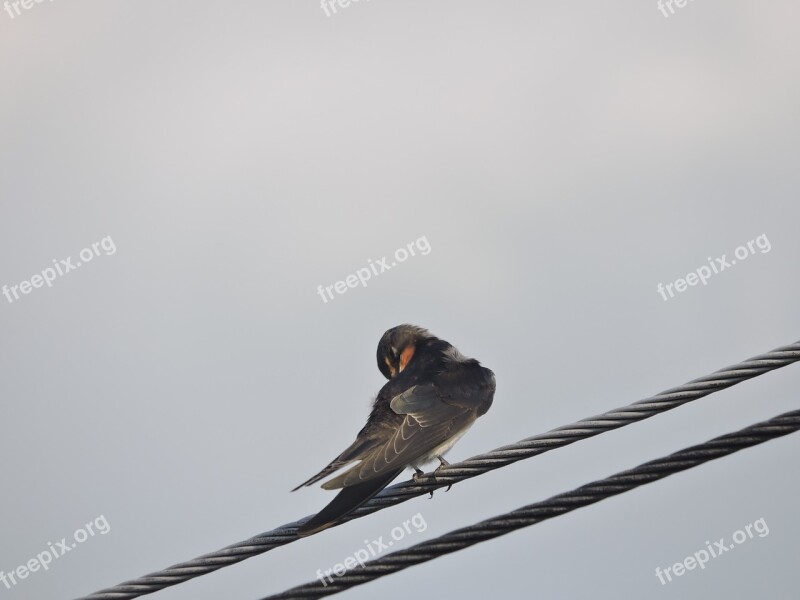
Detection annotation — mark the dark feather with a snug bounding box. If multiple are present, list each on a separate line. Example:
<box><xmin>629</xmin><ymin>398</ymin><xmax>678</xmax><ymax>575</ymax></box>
<box><xmin>296</xmin><ymin>468</ymin><xmax>404</xmax><ymax>536</ymax></box>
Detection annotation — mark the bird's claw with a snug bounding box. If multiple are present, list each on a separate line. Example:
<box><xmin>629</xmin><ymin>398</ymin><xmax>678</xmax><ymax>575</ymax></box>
<box><xmin>434</xmin><ymin>455</ymin><xmax>452</xmax><ymax>491</ymax></box>
<box><xmin>415</xmin><ymin>457</ymin><xmax>453</xmax><ymax>498</ymax></box>
<box><xmin>411</xmin><ymin>468</ymin><xmax>435</xmax><ymax>497</ymax></box>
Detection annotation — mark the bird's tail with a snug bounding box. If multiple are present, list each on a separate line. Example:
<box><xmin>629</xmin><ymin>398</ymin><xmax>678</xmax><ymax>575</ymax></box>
<box><xmin>291</xmin><ymin>461</ymin><xmax>348</xmax><ymax>492</ymax></box>
<box><xmin>297</xmin><ymin>468</ymin><xmax>403</xmax><ymax>537</ymax></box>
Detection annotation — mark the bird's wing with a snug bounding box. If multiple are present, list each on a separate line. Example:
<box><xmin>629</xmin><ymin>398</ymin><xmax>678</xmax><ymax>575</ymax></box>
<box><xmin>320</xmin><ymin>382</ymin><xmax>483</xmax><ymax>489</ymax></box>
<box><xmin>291</xmin><ymin>436</ymin><xmax>378</xmax><ymax>491</ymax></box>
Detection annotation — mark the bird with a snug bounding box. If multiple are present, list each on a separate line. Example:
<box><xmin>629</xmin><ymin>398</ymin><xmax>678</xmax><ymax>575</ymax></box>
<box><xmin>293</xmin><ymin>324</ymin><xmax>496</xmax><ymax>536</ymax></box>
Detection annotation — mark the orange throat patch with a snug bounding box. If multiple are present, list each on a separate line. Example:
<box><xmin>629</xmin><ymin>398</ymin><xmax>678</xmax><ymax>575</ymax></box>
<box><xmin>399</xmin><ymin>345</ymin><xmax>416</xmax><ymax>373</ymax></box>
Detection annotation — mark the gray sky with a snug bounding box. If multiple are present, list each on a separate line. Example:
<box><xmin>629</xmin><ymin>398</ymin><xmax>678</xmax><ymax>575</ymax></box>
<box><xmin>1</xmin><ymin>2</ymin><xmax>799</xmax><ymax>599</ymax></box>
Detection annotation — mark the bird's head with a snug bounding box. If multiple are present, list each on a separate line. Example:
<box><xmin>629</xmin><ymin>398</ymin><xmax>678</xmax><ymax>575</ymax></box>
<box><xmin>376</xmin><ymin>324</ymin><xmax>432</xmax><ymax>379</ymax></box>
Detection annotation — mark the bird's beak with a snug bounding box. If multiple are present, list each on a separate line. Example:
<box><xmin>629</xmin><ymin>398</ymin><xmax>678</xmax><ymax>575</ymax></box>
<box><xmin>384</xmin><ymin>357</ymin><xmax>398</xmax><ymax>378</ymax></box>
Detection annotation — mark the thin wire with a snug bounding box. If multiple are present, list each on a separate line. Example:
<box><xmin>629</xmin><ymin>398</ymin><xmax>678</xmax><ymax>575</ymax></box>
<box><xmin>263</xmin><ymin>408</ymin><xmax>800</xmax><ymax>599</ymax></box>
<box><xmin>77</xmin><ymin>340</ymin><xmax>800</xmax><ymax>600</ymax></box>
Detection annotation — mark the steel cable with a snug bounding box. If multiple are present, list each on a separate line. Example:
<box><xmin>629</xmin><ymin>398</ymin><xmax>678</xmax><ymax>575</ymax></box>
<box><xmin>78</xmin><ymin>340</ymin><xmax>800</xmax><ymax>599</ymax></box>
<box><xmin>263</xmin><ymin>408</ymin><xmax>800</xmax><ymax>599</ymax></box>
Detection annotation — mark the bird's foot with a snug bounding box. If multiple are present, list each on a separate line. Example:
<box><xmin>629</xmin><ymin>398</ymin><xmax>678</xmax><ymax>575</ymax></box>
<box><xmin>412</xmin><ymin>467</ymin><xmax>435</xmax><ymax>498</ymax></box>
<box><xmin>434</xmin><ymin>456</ymin><xmax>452</xmax><ymax>492</ymax></box>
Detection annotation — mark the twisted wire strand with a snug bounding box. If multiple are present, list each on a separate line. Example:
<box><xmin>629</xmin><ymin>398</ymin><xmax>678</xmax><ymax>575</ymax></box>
<box><xmin>78</xmin><ymin>340</ymin><xmax>800</xmax><ymax>599</ymax></box>
<box><xmin>263</xmin><ymin>408</ymin><xmax>800</xmax><ymax>599</ymax></box>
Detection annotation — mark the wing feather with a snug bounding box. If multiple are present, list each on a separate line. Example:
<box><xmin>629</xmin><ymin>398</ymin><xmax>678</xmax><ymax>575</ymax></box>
<box><xmin>322</xmin><ymin>384</ymin><xmax>477</xmax><ymax>489</ymax></box>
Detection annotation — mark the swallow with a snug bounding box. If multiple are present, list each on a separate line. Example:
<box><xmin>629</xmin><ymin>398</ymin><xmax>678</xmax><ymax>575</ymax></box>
<box><xmin>293</xmin><ymin>324</ymin><xmax>496</xmax><ymax>536</ymax></box>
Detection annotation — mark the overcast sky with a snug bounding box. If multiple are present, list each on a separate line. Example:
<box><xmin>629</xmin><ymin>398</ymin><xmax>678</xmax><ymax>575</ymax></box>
<box><xmin>1</xmin><ymin>2</ymin><xmax>799</xmax><ymax>599</ymax></box>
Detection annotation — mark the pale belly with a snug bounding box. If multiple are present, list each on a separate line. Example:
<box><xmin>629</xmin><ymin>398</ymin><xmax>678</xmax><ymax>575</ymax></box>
<box><xmin>411</xmin><ymin>423</ymin><xmax>474</xmax><ymax>468</ymax></box>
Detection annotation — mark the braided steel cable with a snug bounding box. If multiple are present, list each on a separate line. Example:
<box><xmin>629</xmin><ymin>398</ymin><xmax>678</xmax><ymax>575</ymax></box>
<box><xmin>78</xmin><ymin>340</ymin><xmax>800</xmax><ymax>600</ymax></box>
<box><xmin>264</xmin><ymin>408</ymin><xmax>800</xmax><ymax>599</ymax></box>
